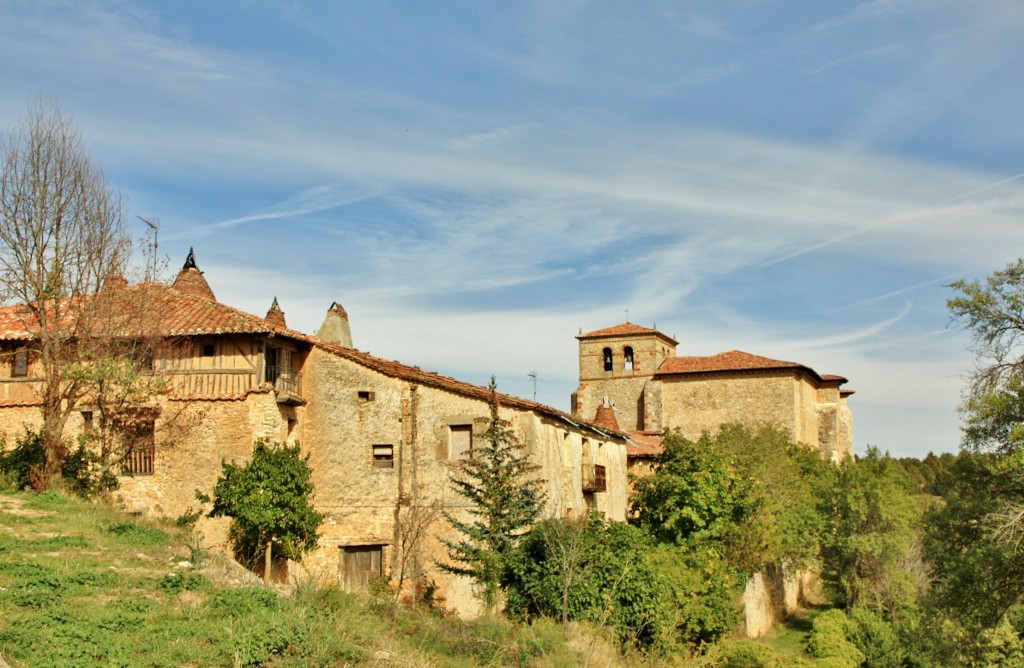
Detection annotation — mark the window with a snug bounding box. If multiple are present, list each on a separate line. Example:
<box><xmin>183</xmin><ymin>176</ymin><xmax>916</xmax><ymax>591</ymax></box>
<box><xmin>449</xmin><ymin>424</ymin><xmax>472</xmax><ymax>460</ymax></box>
<box><xmin>264</xmin><ymin>346</ymin><xmax>279</xmax><ymax>384</ymax></box>
<box><xmin>593</xmin><ymin>465</ymin><xmax>607</xmax><ymax>492</ymax></box>
<box><xmin>200</xmin><ymin>343</ymin><xmax>215</xmax><ymax>357</ymax></box>
<box><xmin>358</xmin><ymin>390</ymin><xmax>375</xmax><ymax>402</ymax></box>
<box><xmin>121</xmin><ymin>419</ymin><xmax>155</xmax><ymax>476</ymax></box>
<box><xmin>81</xmin><ymin>410</ymin><xmax>93</xmax><ymax>433</ymax></box>
<box><xmin>341</xmin><ymin>544</ymin><xmax>384</xmax><ymax>592</ymax></box>
<box><xmin>11</xmin><ymin>349</ymin><xmax>28</xmax><ymax>377</ymax></box>
<box><xmin>372</xmin><ymin>444</ymin><xmax>394</xmax><ymax>468</ymax></box>
<box><xmin>602</xmin><ymin>347</ymin><xmax>613</xmax><ymax>372</ymax></box>
<box><xmin>624</xmin><ymin>346</ymin><xmax>634</xmax><ymax>373</ymax></box>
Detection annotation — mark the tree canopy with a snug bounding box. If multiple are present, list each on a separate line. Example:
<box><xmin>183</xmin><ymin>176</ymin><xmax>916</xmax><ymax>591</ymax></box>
<box><xmin>209</xmin><ymin>439</ymin><xmax>323</xmax><ymax>582</ymax></box>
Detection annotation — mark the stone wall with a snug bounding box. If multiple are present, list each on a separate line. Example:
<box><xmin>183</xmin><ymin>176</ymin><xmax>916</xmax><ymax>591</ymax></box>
<box><xmin>659</xmin><ymin>372</ymin><xmax>801</xmax><ymax>441</ymax></box>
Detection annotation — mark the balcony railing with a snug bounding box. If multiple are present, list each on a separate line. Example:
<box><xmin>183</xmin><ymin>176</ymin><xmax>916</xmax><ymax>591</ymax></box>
<box><xmin>265</xmin><ymin>365</ymin><xmax>303</xmax><ymax>404</ymax></box>
<box><xmin>582</xmin><ymin>464</ymin><xmax>607</xmax><ymax>493</ymax></box>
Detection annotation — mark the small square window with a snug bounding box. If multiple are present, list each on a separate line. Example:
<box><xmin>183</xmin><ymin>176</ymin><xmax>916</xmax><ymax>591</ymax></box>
<box><xmin>201</xmin><ymin>343</ymin><xmax>215</xmax><ymax>357</ymax></box>
<box><xmin>11</xmin><ymin>349</ymin><xmax>28</xmax><ymax>377</ymax></box>
<box><xmin>449</xmin><ymin>425</ymin><xmax>472</xmax><ymax>460</ymax></box>
<box><xmin>372</xmin><ymin>444</ymin><xmax>394</xmax><ymax>468</ymax></box>
<box><xmin>358</xmin><ymin>391</ymin><xmax>375</xmax><ymax>402</ymax></box>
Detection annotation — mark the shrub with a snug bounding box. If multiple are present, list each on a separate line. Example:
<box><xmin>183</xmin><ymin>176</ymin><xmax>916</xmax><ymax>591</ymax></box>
<box><xmin>807</xmin><ymin>609</ymin><xmax>865</xmax><ymax>668</ymax></box>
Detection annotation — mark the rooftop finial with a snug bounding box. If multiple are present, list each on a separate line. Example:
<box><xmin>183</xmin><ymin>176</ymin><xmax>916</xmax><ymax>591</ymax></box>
<box><xmin>183</xmin><ymin>247</ymin><xmax>198</xmax><ymax>270</ymax></box>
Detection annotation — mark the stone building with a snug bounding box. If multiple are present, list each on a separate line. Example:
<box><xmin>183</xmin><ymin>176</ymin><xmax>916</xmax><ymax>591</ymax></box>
<box><xmin>572</xmin><ymin>322</ymin><xmax>855</xmax><ymax>473</ymax></box>
<box><xmin>0</xmin><ymin>251</ymin><xmax>629</xmax><ymax>615</ymax></box>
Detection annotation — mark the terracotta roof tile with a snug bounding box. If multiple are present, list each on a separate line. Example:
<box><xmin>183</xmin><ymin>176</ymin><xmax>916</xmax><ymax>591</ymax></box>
<box><xmin>578</xmin><ymin>322</ymin><xmax>677</xmax><ymax>344</ymax></box>
<box><xmin>626</xmin><ymin>431</ymin><xmax>664</xmax><ymax>458</ymax></box>
<box><xmin>656</xmin><ymin>350</ymin><xmax>846</xmax><ymax>386</ymax></box>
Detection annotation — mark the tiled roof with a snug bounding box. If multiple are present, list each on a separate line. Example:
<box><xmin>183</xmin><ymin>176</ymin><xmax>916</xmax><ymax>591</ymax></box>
<box><xmin>656</xmin><ymin>350</ymin><xmax>844</xmax><ymax>385</ymax></box>
<box><xmin>577</xmin><ymin>322</ymin><xmax>677</xmax><ymax>344</ymax></box>
<box><xmin>315</xmin><ymin>340</ymin><xmax>624</xmax><ymax>441</ymax></box>
<box><xmin>626</xmin><ymin>431</ymin><xmax>664</xmax><ymax>458</ymax></box>
<box><xmin>0</xmin><ymin>282</ymin><xmax>313</xmax><ymax>343</ymax></box>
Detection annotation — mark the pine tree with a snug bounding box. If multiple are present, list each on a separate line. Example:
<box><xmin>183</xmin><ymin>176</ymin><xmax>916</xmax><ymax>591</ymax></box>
<box><xmin>439</xmin><ymin>378</ymin><xmax>545</xmax><ymax>612</ymax></box>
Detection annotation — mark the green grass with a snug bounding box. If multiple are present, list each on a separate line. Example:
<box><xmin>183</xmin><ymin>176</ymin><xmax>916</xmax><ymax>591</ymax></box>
<box><xmin>0</xmin><ymin>490</ymin><xmax>620</xmax><ymax>667</ymax></box>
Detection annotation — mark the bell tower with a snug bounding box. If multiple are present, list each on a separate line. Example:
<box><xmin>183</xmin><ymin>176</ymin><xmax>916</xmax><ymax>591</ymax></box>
<box><xmin>573</xmin><ymin>323</ymin><xmax>677</xmax><ymax>431</ymax></box>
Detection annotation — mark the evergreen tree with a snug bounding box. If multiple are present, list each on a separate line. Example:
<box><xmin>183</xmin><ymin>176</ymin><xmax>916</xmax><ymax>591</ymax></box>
<box><xmin>209</xmin><ymin>439</ymin><xmax>323</xmax><ymax>582</ymax></box>
<box><xmin>439</xmin><ymin>378</ymin><xmax>544</xmax><ymax>612</ymax></box>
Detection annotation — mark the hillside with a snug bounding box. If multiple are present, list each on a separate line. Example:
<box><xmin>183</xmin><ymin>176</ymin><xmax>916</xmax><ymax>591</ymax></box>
<box><xmin>0</xmin><ymin>490</ymin><xmax>636</xmax><ymax>667</ymax></box>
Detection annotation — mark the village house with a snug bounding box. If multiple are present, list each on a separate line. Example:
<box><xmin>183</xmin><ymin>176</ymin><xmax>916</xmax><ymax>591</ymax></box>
<box><xmin>0</xmin><ymin>251</ymin><xmax>629</xmax><ymax>615</ymax></box>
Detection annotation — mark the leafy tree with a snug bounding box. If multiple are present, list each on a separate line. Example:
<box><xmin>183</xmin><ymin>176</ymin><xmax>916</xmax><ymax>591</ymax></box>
<box><xmin>505</xmin><ymin>516</ymin><xmax>670</xmax><ymax>648</ymax></box>
<box><xmin>630</xmin><ymin>428</ymin><xmax>756</xmax><ymax>555</ymax></box>
<box><xmin>820</xmin><ymin>447</ymin><xmax>923</xmax><ymax>616</ymax></box>
<box><xmin>439</xmin><ymin>378</ymin><xmax>544</xmax><ymax>613</ymax></box>
<box><xmin>209</xmin><ymin>439</ymin><xmax>323</xmax><ymax>582</ymax></box>
<box><xmin>948</xmin><ymin>259</ymin><xmax>1024</xmax><ymax>454</ymax></box>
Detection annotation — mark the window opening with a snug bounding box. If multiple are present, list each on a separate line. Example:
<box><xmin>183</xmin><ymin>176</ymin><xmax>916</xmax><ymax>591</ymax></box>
<box><xmin>200</xmin><ymin>343</ymin><xmax>215</xmax><ymax>357</ymax></box>
<box><xmin>624</xmin><ymin>346</ymin><xmax>634</xmax><ymax>373</ymax></box>
<box><xmin>603</xmin><ymin>347</ymin><xmax>613</xmax><ymax>372</ymax></box>
<box><xmin>11</xmin><ymin>349</ymin><xmax>27</xmax><ymax>377</ymax></box>
<box><xmin>372</xmin><ymin>444</ymin><xmax>394</xmax><ymax>468</ymax></box>
<box><xmin>358</xmin><ymin>390</ymin><xmax>375</xmax><ymax>402</ymax></box>
<box><xmin>449</xmin><ymin>424</ymin><xmax>472</xmax><ymax>460</ymax></box>
<box><xmin>120</xmin><ymin>419</ymin><xmax>155</xmax><ymax>476</ymax></box>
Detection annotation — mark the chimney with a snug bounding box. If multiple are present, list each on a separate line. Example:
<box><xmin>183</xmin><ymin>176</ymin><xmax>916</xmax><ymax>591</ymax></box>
<box><xmin>265</xmin><ymin>297</ymin><xmax>286</xmax><ymax>328</ymax></box>
<box><xmin>593</xmin><ymin>396</ymin><xmax>620</xmax><ymax>432</ymax></box>
<box><xmin>316</xmin><ymin>301</ymin><xmax>353</xmax><ymax>347</ymax></box>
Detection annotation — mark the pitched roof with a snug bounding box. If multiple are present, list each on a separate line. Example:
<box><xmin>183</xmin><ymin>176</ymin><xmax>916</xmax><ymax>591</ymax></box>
<box><xmin>656</xmin><ymin>350</ymin><xmax>847</xmax><ymax>385</ymax></box>
<box><xmin>0</xmin><ymin>282</ymin><xmax>312</xmax><ymax>343</ymax></box>
<box><xmin>625</xmin><ymin>431</ymin><xmax>664</xmax><ymax>458</ymax></box>
<box><xmin>577</xmin><ymin>322</ymin><xmax>678</xmax><ymax>345</ymax></box>
<box><xmin>314</xmin><ymin>340</ymin><xmax>624</xmax><ymax>441</ymax></box>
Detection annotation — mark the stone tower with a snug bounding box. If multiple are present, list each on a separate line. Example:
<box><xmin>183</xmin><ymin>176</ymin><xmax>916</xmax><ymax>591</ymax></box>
<box><xmin>573</xmin><ymin>323</ymin><xmax>677</xmax><ymax>431</ymax></box>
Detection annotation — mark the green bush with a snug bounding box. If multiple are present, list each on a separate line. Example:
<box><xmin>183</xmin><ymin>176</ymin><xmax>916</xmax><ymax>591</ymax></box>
<box><xmin>505</xmin><ymin>516</ymin><xmax>670</xmax><ymax>649</ymax></box>
<box><xmin>807</xmin><ymin>609</ymin><xmax>865</xmax><ymax>668</ymax></box>
<box><xmin>0</xmin><ymin>429</ymin><xmax>115</xmax><ymax>497</ymax></box>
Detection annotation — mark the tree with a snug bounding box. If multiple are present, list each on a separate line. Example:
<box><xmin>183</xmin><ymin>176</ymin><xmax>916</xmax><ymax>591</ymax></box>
<box><xmin>630</xmin><ymin>428</ymin><xmax>756</xmax><ymax>553</ymax></box>
<box><xmin>505</xmin><ymin>516</ymin><xmax>671</xmax><ymax>649</ymax></box>
<box><xmin>439</xmin><ymin>378</ymin><xmax>544</xmax><ymax>612</ymax></box>
<box><xmin>209</xmin><ymin>439</ymin><xmax>324</xmax><ymax>582</ymax></box>
<box><xmin>948</xmin><ymin>259</ymin><xmax>1024</xmax><ymax>454</ymax></box>
<box><xmin>0</xmin><ymin>99</ymin><xmax>153</xmax><ymax>484</ymax></box>
<box><xmin>820</xmin><ymin>447</ymin><xmax>923</xmax><ymax>615</ymax></box>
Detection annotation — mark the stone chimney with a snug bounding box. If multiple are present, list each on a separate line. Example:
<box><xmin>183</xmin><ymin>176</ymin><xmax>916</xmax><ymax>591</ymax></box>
<box><xmin>316</xmin><ymin>301</ymin><xmax>353</xmax><ymax>347</ymax></box>
<box><xmin>593</xmin><ymin>396</ymin><xmax>620</xmax><ymax>432</ymax></box>
<box><xmin>171</xmin><ymin>248</ymin><xmax>216</xmax><ymax>300</ymax></box>
<box><xmin>265</xmin><ymin>297</ymin><xmax>286</xmax><ymax>328</ymax></box>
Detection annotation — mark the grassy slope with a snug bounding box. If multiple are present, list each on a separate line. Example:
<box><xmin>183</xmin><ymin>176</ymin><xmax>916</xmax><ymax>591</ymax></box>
<box><xmin>0</xmin><ymin>490</ymin><xmax>633</xmax><ymax>667</ymax></box>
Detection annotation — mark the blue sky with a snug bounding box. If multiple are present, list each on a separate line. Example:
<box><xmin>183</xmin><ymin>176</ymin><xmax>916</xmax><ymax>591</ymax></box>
<box><xmin>2</xmin><ymin>1</ymin><xmax>1023</xmax><ymax>458</ymax></box>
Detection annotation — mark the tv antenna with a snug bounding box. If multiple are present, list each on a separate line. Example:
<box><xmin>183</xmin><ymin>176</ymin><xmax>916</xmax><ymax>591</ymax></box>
<box><xmin>528</xmin><ymin>371</ymin><xmax>537</xmax><ymax>401</ymax></box>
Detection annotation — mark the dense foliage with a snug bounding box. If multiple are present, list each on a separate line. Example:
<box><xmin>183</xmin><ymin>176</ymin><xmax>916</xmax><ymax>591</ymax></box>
<box><xmin>209</xmin><ymin>439</ymin><xmax>323</xmax><ymax>579</ymax></box>
<box><xmin>505</xmin><ymin>516</ymin><xmax>669</xmax><ymax>648</ymax></box>
<box><xmin>439</xmin><ymin>378</ymin><xmax>544</xmax><ymax>612</ymax></box>
<box><xmin>0</xmin><ymin>428</ymin><xmax>115</xmax><ymax>496</ymax></box>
